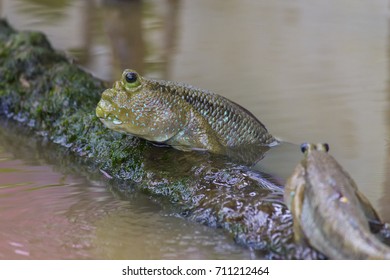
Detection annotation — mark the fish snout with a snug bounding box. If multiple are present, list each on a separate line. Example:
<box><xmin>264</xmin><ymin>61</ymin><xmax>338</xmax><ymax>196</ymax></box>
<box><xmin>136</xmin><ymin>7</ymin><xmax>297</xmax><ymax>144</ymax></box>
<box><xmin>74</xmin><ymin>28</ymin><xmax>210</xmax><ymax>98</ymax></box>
<box><xmin>96</xmin><ymin>104</ymin><xmax>106</xmax><ymax>118</ymax></box>
<box><xmin>96</xmin><ymin>97</ymin><xmax>117</xmax><ymax>119</ymax></box>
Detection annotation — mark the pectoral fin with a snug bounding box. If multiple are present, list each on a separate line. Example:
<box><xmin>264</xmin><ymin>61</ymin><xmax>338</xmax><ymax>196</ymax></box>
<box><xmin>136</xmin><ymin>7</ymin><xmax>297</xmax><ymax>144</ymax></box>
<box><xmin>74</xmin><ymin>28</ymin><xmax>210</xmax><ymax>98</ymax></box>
<box><xmin>291</xmin><ymin>183</ymin><xmax>307</xmax><ymax>244</ymax></box>
<box><xmin>166</xmin><ymin>109</ymin><xmax>224</xmax><ymax>154</ymax></box>
<box><xmin>355</xmin><ymin>190</ymin><xmax>382</xmax><ymax>232</ymax></box>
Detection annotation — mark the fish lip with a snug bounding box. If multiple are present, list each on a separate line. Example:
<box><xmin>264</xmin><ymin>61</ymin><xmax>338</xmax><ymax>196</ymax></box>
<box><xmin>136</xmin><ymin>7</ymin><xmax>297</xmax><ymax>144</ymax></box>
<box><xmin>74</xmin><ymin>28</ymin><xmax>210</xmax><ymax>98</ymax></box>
<box><xmin>103</xmin><ymin>115</ymin><xmax>124</xmax><ymax>125</ymax></box>
<box><xmin>96</xmin><ymin>108</ymin><xmax>124</xmax><ymax>126</ymax></box>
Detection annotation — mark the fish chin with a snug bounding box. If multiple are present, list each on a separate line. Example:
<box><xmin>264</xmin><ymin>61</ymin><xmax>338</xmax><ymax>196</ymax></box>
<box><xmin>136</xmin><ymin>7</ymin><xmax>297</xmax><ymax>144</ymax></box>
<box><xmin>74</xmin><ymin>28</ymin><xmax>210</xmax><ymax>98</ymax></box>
<box><xmin>99</xmin><ymin>117</ymin><xmax>125</xmax><ymax>131</ymax></box>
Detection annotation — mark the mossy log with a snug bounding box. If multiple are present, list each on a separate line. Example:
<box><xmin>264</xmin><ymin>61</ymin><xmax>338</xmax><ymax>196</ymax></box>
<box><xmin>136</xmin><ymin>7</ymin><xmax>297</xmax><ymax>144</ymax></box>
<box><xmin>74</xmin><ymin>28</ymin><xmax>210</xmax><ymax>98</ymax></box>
<box><xmin>0</xmin><ymin>19</ymin><xmax>323</xmax><ymax>259</ymax></box>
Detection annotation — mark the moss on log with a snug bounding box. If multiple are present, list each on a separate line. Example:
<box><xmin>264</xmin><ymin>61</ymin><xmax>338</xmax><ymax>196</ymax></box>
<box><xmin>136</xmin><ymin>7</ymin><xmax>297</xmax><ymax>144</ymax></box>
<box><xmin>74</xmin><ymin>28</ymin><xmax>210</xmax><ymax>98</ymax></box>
<box><xmin>0</xmin><ymin>19</ymin><xmax>323</xmax><ymax>259</ymax></box>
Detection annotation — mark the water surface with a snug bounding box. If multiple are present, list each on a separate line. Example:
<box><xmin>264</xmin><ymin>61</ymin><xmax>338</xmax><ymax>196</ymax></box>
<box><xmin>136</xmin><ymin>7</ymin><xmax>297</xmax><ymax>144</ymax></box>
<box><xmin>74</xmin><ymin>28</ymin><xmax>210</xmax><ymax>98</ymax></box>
<box><xmin>1</xmin><ymin>0</ymin><xmax>390</xmax><ymax>258</ymax></box>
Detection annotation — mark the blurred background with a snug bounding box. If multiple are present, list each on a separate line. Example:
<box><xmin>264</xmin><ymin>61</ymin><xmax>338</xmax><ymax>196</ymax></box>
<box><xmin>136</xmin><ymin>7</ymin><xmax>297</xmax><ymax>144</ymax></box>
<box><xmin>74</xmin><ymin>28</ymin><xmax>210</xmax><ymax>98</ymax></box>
<box><xmin>1</xmin><ymin>0</ymin><xmax>390</xmax><ymax>259</ymax></box>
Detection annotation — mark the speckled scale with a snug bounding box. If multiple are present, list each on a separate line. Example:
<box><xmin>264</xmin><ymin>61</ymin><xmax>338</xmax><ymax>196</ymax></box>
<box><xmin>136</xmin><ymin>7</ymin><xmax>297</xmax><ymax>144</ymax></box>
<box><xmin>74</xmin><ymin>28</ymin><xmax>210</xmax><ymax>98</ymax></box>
<box><xmin>165</xmin><ymin>81</ymin><xmax>275</xmax><ymax>146</ymax></box>
<box><xmin>148</xmin><ymin>79</ymin><xmax>276</xmax><ymax>147</ymax></box>
<box><xmin>184</xmin><ymin>90</ymin><xmax>275</xmax><ymax>146</ymax></box>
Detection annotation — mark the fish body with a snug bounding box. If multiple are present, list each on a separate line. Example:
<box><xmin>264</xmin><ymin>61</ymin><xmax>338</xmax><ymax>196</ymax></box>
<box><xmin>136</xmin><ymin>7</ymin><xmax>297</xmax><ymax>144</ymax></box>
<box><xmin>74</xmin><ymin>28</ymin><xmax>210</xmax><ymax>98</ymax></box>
<box><xmin>284</xmin><ymin>143</ymin><xmax>390</xmax><ymax>259</ymax></box>
<box><xmin>96</xmin><ymin>69</ymin><xmax>277</xmax><ymax>153</ymax></box>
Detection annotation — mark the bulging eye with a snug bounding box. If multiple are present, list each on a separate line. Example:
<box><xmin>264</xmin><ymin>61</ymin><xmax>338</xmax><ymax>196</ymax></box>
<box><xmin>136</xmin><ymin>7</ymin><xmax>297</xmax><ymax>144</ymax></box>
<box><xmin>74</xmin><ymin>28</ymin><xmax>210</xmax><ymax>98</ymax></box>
<box><xmin>323</xmin><ymin>143</ymin><xmax>329</xmax><ymax>152</ymax></box>
<box><xmin>315</xmin><ymin>143</ymin><xmax>330</xmax><ymax>152</ymax></box>
<box><xmin>300</xmin><ymin>142</ymin><xmax>309</xmax><ymax>153</ymax></box>
<box><xmin>122</xmin><ymin>70</ymin><xmax>141</xmax><ymax>89</ymax></box>
<box><xmin>125</xmin><ymin>72</ymin><xmax>138</xmax><ymax>84</ymax></box>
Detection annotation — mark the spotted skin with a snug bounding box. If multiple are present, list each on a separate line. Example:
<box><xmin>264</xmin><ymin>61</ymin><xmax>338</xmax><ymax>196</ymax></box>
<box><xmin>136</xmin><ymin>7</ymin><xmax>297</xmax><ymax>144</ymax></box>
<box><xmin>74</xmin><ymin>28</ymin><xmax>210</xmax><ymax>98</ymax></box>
<box><xmin>96</xmin><ymin>69</ymin><xmax>278</xmax><ymax>153</ymax></box>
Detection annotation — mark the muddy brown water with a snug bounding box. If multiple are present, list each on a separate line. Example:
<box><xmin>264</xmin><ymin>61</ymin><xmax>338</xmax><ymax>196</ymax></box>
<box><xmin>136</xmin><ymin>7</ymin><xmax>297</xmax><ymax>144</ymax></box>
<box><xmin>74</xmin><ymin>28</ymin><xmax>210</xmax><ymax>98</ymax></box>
<box><xmin>1</xmin><ymin>0</ymin><xmax>390</xmax><ymax>259</ymax></box>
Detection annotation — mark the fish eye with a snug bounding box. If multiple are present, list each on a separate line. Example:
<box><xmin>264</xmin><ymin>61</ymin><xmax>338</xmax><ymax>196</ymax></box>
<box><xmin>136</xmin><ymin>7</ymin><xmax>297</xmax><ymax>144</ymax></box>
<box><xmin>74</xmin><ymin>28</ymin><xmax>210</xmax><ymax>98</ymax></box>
<box><xmin>323</xmin><ymin>143</ymin><xmax>330</xmax><ymax>152</ymax></box>
<box><xmin>122</xmin><ymin>70</ymin><xmax>141</xmax><ymax>89</ymax></box>
<box><xmin>300</xmin><ymin>142</ymin><xmax>309</xmax><ymax>154</ymax></box>
<box><xmin>125</xmin><ymin>72</ymin><xmax>138</xmax><ymax>84</ymax></box>
<box><xmin>315</xmin><ymin>143</ymin><xmax>330</xmax><ymax>152</ymax></box>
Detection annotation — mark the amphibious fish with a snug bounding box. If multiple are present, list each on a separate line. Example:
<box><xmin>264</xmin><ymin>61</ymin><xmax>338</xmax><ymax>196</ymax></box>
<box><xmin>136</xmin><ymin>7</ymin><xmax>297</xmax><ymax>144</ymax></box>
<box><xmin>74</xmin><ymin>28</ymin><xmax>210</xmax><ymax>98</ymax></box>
<box><xmin>284</xmin><ymin>143</ymin><xmax>390</xmax><ymax>259</ymax></box>
<box><xmin>96</xmin><ymin>69</ymin><xmax>277</xmax><ymax>154</ymax></box>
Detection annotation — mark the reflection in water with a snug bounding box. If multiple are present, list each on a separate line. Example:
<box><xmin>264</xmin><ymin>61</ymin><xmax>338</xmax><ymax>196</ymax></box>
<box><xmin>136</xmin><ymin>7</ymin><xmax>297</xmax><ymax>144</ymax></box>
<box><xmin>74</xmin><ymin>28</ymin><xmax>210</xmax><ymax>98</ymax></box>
<box><xmin>15</xmin><ymin>0</ymin><xmax>71</xmax><ymax>21</ymax></box>
<box><xmin>83</xmin><ymin>0</ymin><xmax>181</xmax><ymax>80</ymax></box>
<box><xmin>380</xmin><ymin>18</ymin><xmax>390</xmax><ymax>223</ymax></box>
<box><xmin>93</xmin><ymin>205</ymin><xmax>251</xmax><ymax>259</ymax></box>
<box><xmin>100</xmin><ymin>0</ymin><xmax>145</xmax><ymax>78</ymax></box>
<box><xmin>160</xmin><ymin>0</ymin><xmax>180</xmax><ymax>79</ymax></box>
<box><xmin>1</xmin><ymin>0</ymin><xmax>181</xmax><ymax>81</ymax></box>
<box><xmin>19</xmin><ymin>0</ymin><xmax>71</xmax><ymax>6</ymax></box>
<box><xmin>0</xmin><ymin>145</ymin><xmax>100</xmax><ymax>259</ymax></box>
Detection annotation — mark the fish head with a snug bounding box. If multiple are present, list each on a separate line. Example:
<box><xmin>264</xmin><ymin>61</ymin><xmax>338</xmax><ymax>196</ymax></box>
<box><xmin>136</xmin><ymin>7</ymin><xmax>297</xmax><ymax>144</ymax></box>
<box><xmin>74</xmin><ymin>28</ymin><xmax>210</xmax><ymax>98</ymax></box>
<box><xmin>96</xmin><ymin>69</ymin><xmax>188</xmax><ymax>142</ymax></box>
<box><xmin>300</xmin><ymin>142</ymin><xmax>329</xmax><ymax>155</ymax></box>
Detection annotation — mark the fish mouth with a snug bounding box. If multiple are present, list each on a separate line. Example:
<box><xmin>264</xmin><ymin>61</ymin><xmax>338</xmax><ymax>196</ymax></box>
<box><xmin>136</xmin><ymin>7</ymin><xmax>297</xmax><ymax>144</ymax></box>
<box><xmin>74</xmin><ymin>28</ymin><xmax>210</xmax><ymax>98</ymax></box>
<box><xmin>96</xmin><ymin>105</ymin><xmax>123</xmax><ymax>125</ymax></box>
